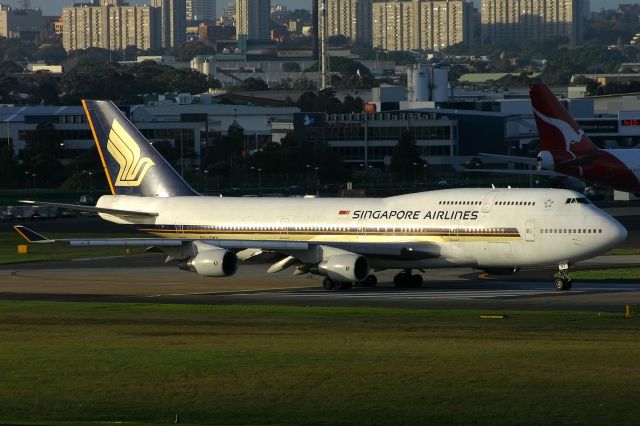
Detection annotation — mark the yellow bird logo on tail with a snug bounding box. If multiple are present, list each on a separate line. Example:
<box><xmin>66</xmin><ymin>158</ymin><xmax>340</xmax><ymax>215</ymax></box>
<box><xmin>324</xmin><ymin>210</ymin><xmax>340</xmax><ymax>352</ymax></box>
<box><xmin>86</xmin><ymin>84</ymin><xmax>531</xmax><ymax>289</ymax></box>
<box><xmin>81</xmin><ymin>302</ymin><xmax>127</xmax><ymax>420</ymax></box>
<box><xmin>107</xmin><ymin>118</ymin><xmax>155</xmax><ymax>186</ymax></box>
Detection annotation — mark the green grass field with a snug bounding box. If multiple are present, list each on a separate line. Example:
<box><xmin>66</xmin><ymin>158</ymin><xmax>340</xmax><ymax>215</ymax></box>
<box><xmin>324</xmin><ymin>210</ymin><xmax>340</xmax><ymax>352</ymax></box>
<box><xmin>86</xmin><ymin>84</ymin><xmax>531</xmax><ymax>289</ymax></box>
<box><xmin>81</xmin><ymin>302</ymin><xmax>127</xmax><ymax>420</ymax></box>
<box><xmin>0</xmin><ymin>302</ymin><xmax>639</xmax><ymax>425</ymax></box>
<box><xmin>570</xmin><ymin>267</ymin><xmax>640</xmax><ymax>280</ymax></box>
<box><xmin>0</xmin><ymin>232</ymin><xmax>144</xmax><ymax>264</ymax></box>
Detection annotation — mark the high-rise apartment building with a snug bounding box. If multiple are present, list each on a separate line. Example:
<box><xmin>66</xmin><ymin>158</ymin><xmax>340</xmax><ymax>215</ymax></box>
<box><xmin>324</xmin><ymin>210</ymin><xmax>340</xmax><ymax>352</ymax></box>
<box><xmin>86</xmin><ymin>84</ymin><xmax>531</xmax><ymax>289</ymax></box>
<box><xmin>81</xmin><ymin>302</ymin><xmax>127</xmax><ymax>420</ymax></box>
<box><xmin>152</xmin><ymin>0</ymin><xmax>187</xmax><ymax>48</ymax></box>
<box><xmin>187</xmin><ymin>0</ymin><xmax>217</xmax><ymax>21</ymax></box>
<box><xmin>481</xmin><ymin>0</ymin><xmax>590</xmax><ymax>46</ymax></box>
<box><xmin>322</xmin><ymin>0</ymin><xmax>372</xmax><ymax>47</ymax></box>
<box><xmin>0</xmin><ymin>5</ymin><xmax>44</xmax><ymax>40</ymax></box>
<box><xmin>236</xmin><ymin>0</ymin><xmax>270</xmax><ymax>40</ymax></box>
<box><xmin>62</xmin><ymin>1</ymin><xmax>160</xmax><ymax>51</ymax></box>
<box><xmin>372</xmin><ymin>0</ymin><xmax>473</xmax><ymax>52</ymax></box>
<box><xmin>223</xmin><ymin>2</ymin><xmax>236</xmax><ymax>25</ymax></box>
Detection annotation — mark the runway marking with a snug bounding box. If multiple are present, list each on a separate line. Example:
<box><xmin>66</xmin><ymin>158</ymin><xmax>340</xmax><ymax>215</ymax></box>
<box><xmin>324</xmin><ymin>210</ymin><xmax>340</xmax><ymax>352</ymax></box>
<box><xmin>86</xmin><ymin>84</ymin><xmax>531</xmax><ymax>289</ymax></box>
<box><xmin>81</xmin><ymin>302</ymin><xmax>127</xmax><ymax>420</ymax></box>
<box><xmin>225</xmin><ymin>289</ymin><xmax>571</xmax><ymax>300</ymax></box>
<box><xmin>146</xmin><ymin>286</ymin><xmax>317</xmax><ymax>298</ymax></box>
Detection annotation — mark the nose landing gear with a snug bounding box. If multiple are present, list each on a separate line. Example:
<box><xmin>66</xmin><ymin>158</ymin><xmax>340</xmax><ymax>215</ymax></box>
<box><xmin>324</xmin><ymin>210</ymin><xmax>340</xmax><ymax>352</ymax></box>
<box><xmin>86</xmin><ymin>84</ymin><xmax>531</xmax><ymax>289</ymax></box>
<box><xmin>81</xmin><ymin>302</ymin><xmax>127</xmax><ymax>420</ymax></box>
<box><xmin>553</xmin><ymin>264</ymin><xmax>572</xmax><ymax>291</ymax></box>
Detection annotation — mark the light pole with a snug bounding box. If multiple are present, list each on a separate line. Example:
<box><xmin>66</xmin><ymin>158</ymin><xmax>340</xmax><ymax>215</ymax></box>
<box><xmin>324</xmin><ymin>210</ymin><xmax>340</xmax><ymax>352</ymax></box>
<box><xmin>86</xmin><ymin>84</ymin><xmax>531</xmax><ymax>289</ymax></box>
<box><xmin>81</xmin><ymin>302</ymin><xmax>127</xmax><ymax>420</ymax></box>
<box><xmin>306</xmin><ymin>164</ymin><xmax>310</xmax><ymax>193</ymax></box>
<box><xmin>178</xmin><ymin>130</ymin><xmax>184</xmax><ymax>177</ymax></box>
<box><xmin>258</xmin><ymin>168</ymin><xmax>262</xmax><ymax>196</ymax></box>
<box><xmin>315</xmin><ymin>166</ymin><xmax>320</xmax><ymax>196</ymax></box>
<box><xmin>88</xmin><ymin>171</ymin><xmax>93</xmax><ymax>193</ymax></box>
<box><xmin>413</xmin><ymin>162</ymin><xmax>417</xmax><ymax>187</ymax></box>
<box><xmin>31</xmin><ymin>173</ymin><xmax>36</xmax><ymax>189</ymax></box>
<box><xmin>204</xmin><ymin>170</ymin><xmax>209</xmax><ymax>193</ymax></box>
<box><xmin>423</xmin><ymin>163</ymin><xmax>428</xmax><ymax>188</ymax></box>
<box><xmin>250</xmin><ymin>166</ymin><xmax>255</xmax><ymax>191</ymax></box>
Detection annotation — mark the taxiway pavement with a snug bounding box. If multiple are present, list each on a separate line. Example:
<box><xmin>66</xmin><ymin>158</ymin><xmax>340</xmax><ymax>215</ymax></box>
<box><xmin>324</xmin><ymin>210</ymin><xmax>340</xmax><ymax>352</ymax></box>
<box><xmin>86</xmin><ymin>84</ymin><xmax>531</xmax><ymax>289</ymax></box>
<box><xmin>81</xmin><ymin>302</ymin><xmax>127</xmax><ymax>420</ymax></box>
<box><xmin>0</xmin><ymin>254</ymin><xmax>638</xmax><ymax>312</ymax></box>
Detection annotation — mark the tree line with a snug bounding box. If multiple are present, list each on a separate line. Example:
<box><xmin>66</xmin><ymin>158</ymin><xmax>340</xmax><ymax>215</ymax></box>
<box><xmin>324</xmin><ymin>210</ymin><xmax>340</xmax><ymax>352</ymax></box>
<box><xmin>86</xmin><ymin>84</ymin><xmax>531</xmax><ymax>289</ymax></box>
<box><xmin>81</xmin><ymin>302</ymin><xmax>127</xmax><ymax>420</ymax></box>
<box><xmin>0</xmin><ymin>119</ymin><xmax>425</xmax><ymax>193</ymax></box>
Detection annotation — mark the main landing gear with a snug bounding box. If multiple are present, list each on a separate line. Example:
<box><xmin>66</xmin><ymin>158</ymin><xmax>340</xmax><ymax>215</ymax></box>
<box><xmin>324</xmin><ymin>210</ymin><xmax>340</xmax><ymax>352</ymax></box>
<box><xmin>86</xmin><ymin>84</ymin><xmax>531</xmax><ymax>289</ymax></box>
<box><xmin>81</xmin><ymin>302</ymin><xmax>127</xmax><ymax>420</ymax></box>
<box><xmin>393</xmin><ymin>269</ymin><xmax>423</xmax><ymax>288</ymax></box>
<box><xmin>322</xmin><ymin>274</ymin><xmax>378</xmax><ymax>291</ymax></box>
<box><xmin>553</xmin><ymin>265</ymin><xmax>572</xmax><ymax>291</ymax></box>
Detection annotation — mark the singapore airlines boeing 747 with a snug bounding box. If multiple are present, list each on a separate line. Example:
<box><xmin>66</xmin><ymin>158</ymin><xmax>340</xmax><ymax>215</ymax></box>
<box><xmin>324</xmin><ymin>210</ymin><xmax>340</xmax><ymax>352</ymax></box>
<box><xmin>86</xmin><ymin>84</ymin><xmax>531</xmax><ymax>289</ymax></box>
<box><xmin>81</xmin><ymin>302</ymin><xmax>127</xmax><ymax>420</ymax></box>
<box><xmin>14</xmin><ymin>100</ymin><xmax>627</xmax><ymax>291</ymax></box>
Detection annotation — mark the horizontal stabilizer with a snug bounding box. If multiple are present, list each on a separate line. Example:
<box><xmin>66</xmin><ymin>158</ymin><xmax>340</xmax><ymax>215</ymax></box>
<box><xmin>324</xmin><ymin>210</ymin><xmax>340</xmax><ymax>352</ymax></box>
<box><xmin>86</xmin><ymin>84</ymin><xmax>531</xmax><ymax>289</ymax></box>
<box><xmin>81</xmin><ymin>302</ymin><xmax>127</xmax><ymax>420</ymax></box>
<box><xmin>556</xmin><ymin>153</ymin><xmax>599</xmax><ymax>168</ymax></box>
<box><xmin>19</xmin><ymin>200</ymin><xmax>158</xmax><ymax>219</ymax></box>
<box><xmin>13</xmin><ymin>225</ymin><xmax>50</xmax><ymax>243</ymax></box>
<box><xmin>453</xmin><ymin>167</ymin><xmax>564</xmax><ymax>177</ymax></box>
<box><xmin>478</xmin><ymin>153</ymin><xmax>540</xmax><ymax>166</ymax></box>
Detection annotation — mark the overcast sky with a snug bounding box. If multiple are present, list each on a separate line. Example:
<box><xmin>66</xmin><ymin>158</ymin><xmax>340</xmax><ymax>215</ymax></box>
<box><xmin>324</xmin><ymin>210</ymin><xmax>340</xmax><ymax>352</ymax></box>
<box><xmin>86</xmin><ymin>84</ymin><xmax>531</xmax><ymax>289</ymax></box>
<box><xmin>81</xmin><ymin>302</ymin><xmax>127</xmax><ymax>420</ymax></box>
<box><xmin>22</xmin><ymin>0</ymin><xmax>628</xmax><ymax>17</ymax></box>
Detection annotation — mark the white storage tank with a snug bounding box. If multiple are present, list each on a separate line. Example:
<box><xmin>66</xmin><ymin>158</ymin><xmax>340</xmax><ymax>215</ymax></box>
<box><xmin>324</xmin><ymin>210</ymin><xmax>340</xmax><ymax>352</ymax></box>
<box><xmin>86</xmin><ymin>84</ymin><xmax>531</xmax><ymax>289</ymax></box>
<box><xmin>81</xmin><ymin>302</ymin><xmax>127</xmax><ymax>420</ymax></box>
<box><xmin>190</xmin><ymin>56</ymin><xmax>204</xmax><ymax>72</ymax></box>
<box><xmin>432</xmin><ymin>67</ymin><xmax>449</xmax><ymax>102</ymax></box>
<box><xmin>413</xmin><ymin>66</ymin><xmax>431</xmax><ymax>102</ymax></box>
<box><xmin>407</xmin><ymin>65</ymin><xmax>431</xmax><ymax>102</ymax></box>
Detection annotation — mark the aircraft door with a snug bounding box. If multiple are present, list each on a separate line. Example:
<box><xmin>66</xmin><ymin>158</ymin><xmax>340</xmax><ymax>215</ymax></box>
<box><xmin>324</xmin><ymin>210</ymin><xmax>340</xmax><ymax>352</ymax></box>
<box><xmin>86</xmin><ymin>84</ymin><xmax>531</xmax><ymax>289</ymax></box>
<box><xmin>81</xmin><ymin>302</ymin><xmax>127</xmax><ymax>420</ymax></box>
<box><xmin>279</xmin><ymin>218</ymin><xmax>289</xmax><ymax>239</ymax></box>
<box><xmin>175</xmin><ymin>218</ymin><xmax>185</xmax><ymax>238</ymax></box>
<box><xmin>525</xmin><ymin>220</ymin><xmax>535</xmax><ymax>242</ymax></box>
<box><xmin>357</xmin><ymin>219</ymin><xmax>366</xmax><ymax>240</ymax></box>
<box><xmin>449</xmin><ymin>221</ymin><xmax>460</xmax><ymax>244</ymax></box>
<box><xmin>481</xmin><ymin>191</ymin><xmax>497</xmax><ymax>213</ymax></box>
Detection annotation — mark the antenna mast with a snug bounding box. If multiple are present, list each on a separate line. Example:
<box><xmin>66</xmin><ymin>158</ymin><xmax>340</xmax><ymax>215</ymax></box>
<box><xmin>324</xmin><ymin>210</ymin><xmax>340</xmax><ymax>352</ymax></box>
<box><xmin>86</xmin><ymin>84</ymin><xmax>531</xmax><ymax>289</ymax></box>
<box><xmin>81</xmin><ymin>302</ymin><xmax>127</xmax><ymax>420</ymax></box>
<box><xmin>319</xmin><ymin>0</ymin><xmax>331</xmax><ymax>90</ymax></box>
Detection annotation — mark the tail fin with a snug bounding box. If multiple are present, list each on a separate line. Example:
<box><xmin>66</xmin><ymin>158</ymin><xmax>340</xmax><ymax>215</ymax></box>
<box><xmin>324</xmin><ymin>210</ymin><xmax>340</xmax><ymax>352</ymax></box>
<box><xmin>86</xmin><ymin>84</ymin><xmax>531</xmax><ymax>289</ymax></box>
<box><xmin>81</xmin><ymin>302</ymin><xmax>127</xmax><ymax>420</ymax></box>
<box><xmin>530</xmin><ymin>83</ymin><xmax>598</xmax><ymax>159</ymax></box>
<box><xmin>82</xmin><ymin>100</ymin><xmax>198</xmax><ymax>197</ymax></box>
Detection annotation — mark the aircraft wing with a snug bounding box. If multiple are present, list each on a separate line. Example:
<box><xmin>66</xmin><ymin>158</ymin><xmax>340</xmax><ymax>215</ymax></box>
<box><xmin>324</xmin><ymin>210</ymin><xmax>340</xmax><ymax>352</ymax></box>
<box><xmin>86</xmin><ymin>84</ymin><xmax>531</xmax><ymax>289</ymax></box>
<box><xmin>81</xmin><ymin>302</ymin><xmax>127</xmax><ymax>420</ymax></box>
<box><xmin>19</xmin><ymin>200</ymin><xmax>158</xmax><ymax>219</ymax></box>
<box><xmin>14</xmin><ymin>226</ymin><xmax>439</xmax><ymax>261</ymax></box>
<box><xmin>556</xmin><ymin>153</ymin><xmax>600</xmax><ymax>168</ymax></box>
<box><xmin>454</xmin><ymin>165</ymin><xmax>564</xmax><ymax>177</ymax></box>
<box><xmin>478</xmin><ymin>153</ymin><xmax>539</xmax><ymax>166</ymax></box>
<box><xmin>13</xmin><ymin>225</ymin><xmax>307</xmax><ymax>250</ymax></box>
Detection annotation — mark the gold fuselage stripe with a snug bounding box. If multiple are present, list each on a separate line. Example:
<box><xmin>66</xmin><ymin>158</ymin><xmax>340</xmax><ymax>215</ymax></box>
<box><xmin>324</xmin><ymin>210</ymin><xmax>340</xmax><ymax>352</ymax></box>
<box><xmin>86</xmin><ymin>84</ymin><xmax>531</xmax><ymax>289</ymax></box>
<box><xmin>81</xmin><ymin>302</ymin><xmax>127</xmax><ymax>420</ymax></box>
<box><xmin>138</xmin><ymin>227</ymin><xmax>521</xmax><ymax>242</ymax></box>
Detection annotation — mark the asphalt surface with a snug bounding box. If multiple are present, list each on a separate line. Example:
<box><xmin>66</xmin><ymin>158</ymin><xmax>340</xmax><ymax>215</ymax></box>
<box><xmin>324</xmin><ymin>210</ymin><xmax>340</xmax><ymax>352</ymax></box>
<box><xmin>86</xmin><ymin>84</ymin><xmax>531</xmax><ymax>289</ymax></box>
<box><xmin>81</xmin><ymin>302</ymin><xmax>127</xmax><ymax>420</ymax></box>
<box><xmin>0</xmin><ymin>254</ymin><xmax>638</xmax><ymax>312</ymax></box>
<box><xmin>1</xmin><ymin>205</ymin><xmax>639</xmax><ymax>312</ymax></box>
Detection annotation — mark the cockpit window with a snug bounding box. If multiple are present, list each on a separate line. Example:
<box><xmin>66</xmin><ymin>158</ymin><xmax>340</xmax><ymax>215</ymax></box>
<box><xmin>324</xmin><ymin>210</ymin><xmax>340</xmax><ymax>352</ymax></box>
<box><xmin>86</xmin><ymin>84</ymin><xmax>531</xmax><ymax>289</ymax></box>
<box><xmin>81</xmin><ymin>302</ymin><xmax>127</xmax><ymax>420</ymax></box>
<box><xmin>565</xmin><ymin>197</ymin><xmax>590</xmax><ymax>204</ymax></box>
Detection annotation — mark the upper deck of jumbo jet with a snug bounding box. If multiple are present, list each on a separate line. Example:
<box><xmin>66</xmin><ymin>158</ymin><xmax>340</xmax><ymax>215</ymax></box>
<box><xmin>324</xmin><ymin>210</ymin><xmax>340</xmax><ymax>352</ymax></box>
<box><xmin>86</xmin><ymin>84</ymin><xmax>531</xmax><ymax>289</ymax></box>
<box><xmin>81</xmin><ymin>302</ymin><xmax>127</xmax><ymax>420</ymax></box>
<box><xmin>95</xmin><ymin>187</ymin><xmax>606</xmax><ymax>226</ymax></box>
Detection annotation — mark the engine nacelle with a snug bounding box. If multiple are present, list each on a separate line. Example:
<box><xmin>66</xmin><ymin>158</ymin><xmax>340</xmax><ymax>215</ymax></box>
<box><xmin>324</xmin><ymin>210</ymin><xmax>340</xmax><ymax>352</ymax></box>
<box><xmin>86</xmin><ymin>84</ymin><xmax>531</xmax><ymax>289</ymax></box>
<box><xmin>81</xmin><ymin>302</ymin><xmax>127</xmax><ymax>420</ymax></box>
<box><xmin>181</xmin><ymin>247</ymin><xmax>237</xmax><ymax>277</ymax></box>
<box><xmin>536</xmin><ymin>150</ymin><xmax>555</xmax><ymax>170</ymax></box>
<box><xmin>319</xmin><ymin>254</ymin><xmax>369</xmax><ymax>282</ymax></box>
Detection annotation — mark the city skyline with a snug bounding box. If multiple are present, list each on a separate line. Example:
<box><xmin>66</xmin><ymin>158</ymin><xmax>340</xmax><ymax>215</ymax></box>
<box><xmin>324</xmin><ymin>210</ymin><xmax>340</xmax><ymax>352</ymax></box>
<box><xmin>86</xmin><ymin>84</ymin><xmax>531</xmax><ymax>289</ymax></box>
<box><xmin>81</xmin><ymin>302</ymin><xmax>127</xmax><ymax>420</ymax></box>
<box><xmin>15</xmin><ymin>0</ymin><xmax>312</xmax><ymax>16</ymax></box>
<box><xmin>3</xmin><ymin>0</ymin><xmax>630</xmax><ymax>18</ymax></box>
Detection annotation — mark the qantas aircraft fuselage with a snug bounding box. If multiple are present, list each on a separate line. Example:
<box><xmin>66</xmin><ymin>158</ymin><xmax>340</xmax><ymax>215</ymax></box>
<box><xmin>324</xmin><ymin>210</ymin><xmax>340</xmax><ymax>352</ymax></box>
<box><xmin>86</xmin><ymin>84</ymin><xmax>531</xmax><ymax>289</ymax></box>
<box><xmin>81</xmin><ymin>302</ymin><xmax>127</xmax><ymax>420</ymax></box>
<box><xmin>532</xmin><ymin>83</ymin><xmax>640</xmax><ymax>194</ymax></box>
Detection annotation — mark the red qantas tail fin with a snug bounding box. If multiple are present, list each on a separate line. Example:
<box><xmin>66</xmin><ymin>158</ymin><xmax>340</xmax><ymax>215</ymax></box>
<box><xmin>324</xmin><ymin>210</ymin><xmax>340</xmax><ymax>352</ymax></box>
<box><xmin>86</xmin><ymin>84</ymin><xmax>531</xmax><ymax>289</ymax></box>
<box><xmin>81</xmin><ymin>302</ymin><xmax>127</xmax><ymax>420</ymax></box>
<box><xmin>530</xmin><ymin>83</ymin><xmax>598</xmax><ymax>159</ymax></box>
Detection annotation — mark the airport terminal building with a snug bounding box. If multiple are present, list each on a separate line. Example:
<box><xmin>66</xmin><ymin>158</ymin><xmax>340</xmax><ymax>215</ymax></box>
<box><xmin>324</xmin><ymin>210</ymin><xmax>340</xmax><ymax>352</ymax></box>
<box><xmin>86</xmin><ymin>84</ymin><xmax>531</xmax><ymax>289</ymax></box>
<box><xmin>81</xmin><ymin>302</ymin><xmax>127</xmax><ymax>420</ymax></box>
<box><xmin>293</xmin><ymin>111</ymin><xmax>458</xmax><ymax>168</ymax></box>
<box><xmin>4</xmin><ymin>94</ymin><xmax>640</xmax><ymax>171</ymax></box>
<box><xmin>0</xmin><ymin>103</ymin><xmax>298</xmax><ymax>166</ymax></box>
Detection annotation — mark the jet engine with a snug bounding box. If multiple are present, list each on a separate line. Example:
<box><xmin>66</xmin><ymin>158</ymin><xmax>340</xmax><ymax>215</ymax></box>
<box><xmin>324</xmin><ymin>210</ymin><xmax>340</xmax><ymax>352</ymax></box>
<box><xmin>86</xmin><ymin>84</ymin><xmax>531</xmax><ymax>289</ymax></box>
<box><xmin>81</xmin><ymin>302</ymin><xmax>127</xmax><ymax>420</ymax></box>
<box><xmin>180</xmin><ymin>247</ymin><xmax>238</xmax><ymax>277</ymax></box>
<box><xmin>536</xmin><ymin>151</ymin><xmax>554</xmax><ymax>170</ymax></box>
<box><xmin>318</xmin><ymin>254</ymin><xmax>369</xmax><ymax>282</ymax></box>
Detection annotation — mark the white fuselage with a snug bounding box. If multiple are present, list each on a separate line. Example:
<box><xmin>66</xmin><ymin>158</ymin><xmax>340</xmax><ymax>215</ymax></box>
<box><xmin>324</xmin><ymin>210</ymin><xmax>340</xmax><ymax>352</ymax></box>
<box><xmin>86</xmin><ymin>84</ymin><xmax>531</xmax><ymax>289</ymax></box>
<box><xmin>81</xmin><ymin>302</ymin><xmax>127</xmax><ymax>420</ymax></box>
<box><xmin>96</xmin><ymin>188</ymin><xmax>626</xmax><ymax>270</ymax></box>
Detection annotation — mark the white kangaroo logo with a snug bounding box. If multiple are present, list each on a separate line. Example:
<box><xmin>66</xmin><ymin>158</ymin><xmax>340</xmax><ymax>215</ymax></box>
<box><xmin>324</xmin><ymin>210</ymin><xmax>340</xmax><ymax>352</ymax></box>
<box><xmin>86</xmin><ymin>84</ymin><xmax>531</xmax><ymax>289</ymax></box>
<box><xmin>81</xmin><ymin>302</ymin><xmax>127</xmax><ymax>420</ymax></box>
<box><xmin>533</xmin><ymin>107</ymin><xmax>584</xmax><ymax>159</ymax></box>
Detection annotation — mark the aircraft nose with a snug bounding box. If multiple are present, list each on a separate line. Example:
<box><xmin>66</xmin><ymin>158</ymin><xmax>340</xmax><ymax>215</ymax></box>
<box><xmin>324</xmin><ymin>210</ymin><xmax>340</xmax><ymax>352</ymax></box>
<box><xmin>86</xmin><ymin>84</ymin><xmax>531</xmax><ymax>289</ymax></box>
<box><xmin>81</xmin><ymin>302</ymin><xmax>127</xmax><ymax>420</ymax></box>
<box><xmin>609</xmin><ymin>218</ymin><xmax>627</xmax><ymax>247</ymax></box>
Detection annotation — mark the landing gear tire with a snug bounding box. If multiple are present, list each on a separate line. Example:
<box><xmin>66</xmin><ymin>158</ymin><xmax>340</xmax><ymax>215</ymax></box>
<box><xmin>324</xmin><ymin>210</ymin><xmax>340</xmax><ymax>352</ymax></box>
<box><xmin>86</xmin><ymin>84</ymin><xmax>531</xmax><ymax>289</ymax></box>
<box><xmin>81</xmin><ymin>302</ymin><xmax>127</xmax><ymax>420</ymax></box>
<box><xmin>410</xmin><ymin>274</ymin><xmax>423</xmax><ymax>288</ymax></box>
<box><xmin>323</xmin><ymin>278</ymin><xmax>352</xmax><ymax>291</ymax></box>
<box><xmin>339</xmin><ymin>282</ymin><xmax>353</xmax><ymax>290</ymax></box>
<box><xmin>363</xmin><ymin>275</ymin><xmax>378</xmax><ymax>287</ymax></box>
<box><xmin>554</xmin><ymin>268</ymin><xmax>573</xmax><ymax>291</ymax></box>
<box><xmin>554</xmin><ymin>277</ymin><xmax>572</xmax><ymax>291</ymax></box>
<box><xmin>394</xmin><ymin>270</ymin><xmax>423</xmax><ymax>288</ymax></box>
<box><xmin>394</xmin><ymin>272</ymin><xmax>407</xmax><ymax>288</ymax></box>
<box><xmin>323</xmin><ymin>278</ymin><xmax>334</xmax><ymax>290</ymax></box>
